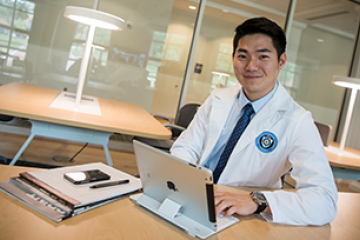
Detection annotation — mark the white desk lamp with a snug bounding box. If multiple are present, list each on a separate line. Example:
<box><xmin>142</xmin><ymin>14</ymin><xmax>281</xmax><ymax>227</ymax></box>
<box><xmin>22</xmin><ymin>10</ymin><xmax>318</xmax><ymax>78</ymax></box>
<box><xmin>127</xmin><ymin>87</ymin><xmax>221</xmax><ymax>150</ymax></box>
<box><xmin>42</xmin><ymin>3</ymin><xmax>125</xmax><ymax>163</ymax></box>
<box><xmin>63</xmin><ymin>6</ymin><xmax>124</xmax><ymax>108</ymax></box>
<box><xmin>332</xmin><ymin>75</ymin><xmax>360</xmax><ymax>153</ymax></box>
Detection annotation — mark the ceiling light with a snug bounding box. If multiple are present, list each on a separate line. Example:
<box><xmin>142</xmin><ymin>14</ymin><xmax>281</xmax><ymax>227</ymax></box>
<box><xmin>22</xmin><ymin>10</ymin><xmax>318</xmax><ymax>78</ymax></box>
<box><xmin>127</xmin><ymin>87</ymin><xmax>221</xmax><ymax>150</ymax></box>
<box><xmin>189</xmin><ymin>6</ymin><xmax>196</xmax><ymax>10</ymax></box>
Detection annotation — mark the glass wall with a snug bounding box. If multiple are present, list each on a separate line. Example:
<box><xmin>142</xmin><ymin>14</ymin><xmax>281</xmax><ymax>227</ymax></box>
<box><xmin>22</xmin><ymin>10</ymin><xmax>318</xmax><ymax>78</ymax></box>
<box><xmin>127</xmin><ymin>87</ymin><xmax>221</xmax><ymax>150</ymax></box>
<box><xmin>147</xmin><ymin>0</ymin><xmax>198</xmax><ymax>117</ymax></box>
<box><xmin>1</xmin><ymin>0</ymin><xmax>360</xmax><ymax>150</ymax></box>
<box><xmin>0</xmin><ymin>0</ymin><xmax>197</xmax><ymax>114</ymax></box>
<box><xmin>284</xmin><ymin>0</ymin><xmax>360</xmax><ymax>142</ymax></box>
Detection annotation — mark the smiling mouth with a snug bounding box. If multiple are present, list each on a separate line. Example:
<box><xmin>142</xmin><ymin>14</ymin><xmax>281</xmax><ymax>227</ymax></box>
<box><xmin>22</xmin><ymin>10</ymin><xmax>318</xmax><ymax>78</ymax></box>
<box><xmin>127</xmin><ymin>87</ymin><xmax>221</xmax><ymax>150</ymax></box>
<box><xmin>243</xmin><ymin>74</ymin><xmax>262</xmax><ymax>79</ymax></box>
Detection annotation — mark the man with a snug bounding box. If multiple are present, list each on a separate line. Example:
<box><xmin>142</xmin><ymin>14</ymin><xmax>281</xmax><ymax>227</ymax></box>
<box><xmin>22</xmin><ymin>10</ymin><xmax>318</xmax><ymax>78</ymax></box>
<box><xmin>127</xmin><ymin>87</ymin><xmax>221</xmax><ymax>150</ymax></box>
<box><xmin>171</xmin><ymin>17</ymin><xmax>337</xmax><ymax>226</ymax></box>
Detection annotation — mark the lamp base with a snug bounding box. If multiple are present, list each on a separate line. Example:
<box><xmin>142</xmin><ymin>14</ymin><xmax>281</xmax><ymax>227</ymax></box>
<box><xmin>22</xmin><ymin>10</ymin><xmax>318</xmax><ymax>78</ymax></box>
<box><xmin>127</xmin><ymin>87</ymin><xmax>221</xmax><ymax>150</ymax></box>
<box><xmin>49</xmin><ymin>92</ymin><xmax>101</xmax><ymax>115</ymax></box>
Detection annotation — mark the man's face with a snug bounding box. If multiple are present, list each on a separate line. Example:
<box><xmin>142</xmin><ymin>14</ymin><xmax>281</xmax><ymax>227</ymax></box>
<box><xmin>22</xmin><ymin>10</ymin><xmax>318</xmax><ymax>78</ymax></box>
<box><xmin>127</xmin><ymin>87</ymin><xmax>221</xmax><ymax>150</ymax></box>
<box><xmin>232</xmin><ymin>33</ymin><xmax>286</xmax><ymax>101</ymax></box>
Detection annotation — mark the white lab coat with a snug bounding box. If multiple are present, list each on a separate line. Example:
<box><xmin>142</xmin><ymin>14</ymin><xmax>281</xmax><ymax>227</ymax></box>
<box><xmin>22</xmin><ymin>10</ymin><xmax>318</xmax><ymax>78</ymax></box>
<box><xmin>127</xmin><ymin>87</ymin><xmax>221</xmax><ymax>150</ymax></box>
<box><xmin>171</xmin><ymin>82</ymin><xmax>338</xmax><ymax>226</ymax></box>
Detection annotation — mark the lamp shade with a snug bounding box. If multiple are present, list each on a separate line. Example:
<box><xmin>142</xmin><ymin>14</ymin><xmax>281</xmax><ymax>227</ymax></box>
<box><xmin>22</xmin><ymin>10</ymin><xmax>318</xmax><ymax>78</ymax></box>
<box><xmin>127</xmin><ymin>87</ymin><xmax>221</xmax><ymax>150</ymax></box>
<box><xmin>64</xmin><ymin>6</ymin><xmax>124</xmax><ymax>30</ymax></box>
<box><xmin>331</xmin><ymin>75</ymin><xmax>360</xmax><ymax>153</ymax></box>
<box><xmin>332</xmin><ymin>75</ymin><xmax>360</xmax><ymax>90</ymax></box>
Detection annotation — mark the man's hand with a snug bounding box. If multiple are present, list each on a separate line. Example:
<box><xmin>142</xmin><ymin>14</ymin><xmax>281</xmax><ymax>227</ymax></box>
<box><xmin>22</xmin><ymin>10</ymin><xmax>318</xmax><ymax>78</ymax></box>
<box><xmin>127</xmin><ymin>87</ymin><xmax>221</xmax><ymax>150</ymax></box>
<box><xmin>214</xmin><ymin>191</ymin><xmax>259</xmax><ymax>217</ymax></box>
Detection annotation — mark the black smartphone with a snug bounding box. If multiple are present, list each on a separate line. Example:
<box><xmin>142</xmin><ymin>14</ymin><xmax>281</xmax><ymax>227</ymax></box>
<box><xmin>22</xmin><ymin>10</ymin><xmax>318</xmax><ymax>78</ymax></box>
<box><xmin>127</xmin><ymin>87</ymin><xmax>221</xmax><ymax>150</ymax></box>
<box><xmin>64</xmin><ymin>169</ymin><xmax>110</xmax><ymax>185</ymax></box>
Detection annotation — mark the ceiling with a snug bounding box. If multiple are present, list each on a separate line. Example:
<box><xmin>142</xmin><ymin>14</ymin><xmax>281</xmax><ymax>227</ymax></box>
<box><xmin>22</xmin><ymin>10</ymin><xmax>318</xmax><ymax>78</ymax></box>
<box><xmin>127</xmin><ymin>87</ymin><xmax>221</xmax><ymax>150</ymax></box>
<box><xmin>177</xmin><ymin>0</ymin><xmax>360</xmax><ymax>38</ymax></box>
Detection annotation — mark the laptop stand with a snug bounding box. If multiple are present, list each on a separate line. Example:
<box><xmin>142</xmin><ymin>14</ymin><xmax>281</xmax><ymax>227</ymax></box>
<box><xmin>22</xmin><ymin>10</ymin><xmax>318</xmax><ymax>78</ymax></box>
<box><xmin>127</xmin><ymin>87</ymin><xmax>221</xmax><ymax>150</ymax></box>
<box><xmin>130</xmin><ymin>193</ymin><xmax>217</xmax><ymax>239</ymax></box>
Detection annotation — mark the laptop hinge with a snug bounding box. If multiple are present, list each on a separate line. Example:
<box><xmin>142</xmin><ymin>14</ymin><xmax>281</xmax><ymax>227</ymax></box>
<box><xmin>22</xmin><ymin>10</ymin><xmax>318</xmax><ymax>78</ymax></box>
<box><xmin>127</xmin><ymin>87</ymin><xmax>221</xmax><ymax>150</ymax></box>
<box><xmin>158</xmin><ymin>198</ymin><xmax>181</xmax><ymax>219</ymax></box>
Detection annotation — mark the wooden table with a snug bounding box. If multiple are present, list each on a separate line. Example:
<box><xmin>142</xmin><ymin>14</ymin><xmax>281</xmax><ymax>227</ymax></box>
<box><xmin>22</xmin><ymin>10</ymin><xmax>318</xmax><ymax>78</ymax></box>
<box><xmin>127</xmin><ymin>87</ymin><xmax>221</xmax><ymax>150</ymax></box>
<box><xmin>0</xmin><ymin>165</ymin><xmax>359</xmax><ymax>240</ymax></box>
<box><xmin>326</xmin><ymin>142</ymin><xmax>360</xmax><ymax>180</ymax></box>
<box><xmin>0</xmin><ymin>82</ymin><xmax>171</xmax><ymax>166</ymax></box>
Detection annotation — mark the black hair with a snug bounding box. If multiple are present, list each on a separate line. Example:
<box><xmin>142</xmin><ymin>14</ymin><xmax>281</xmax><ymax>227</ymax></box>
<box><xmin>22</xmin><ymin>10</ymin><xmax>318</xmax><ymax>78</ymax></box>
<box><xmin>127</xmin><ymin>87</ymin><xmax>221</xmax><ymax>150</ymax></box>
<box><xmin>233</xmin><ymin>17</ymin><xmax>286</xmax><ymax>60</ymax></box>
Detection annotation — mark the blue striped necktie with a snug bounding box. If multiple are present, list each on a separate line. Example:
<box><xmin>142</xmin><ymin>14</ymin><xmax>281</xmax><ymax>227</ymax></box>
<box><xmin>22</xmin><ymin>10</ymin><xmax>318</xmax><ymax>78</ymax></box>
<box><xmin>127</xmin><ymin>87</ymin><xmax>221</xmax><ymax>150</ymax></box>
<box><xmin>213</xmin><ymin>103</ymin><xmax>254</xmax><ymax>183</ymax></box>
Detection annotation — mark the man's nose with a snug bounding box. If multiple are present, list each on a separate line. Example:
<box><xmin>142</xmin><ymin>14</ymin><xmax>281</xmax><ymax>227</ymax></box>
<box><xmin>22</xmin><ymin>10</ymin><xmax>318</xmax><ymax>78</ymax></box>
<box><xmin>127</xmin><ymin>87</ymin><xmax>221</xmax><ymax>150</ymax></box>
<box><xmin>246</xmin><ymin>59</ymin><xmax>258</xmax><ymax>71</ymax></box>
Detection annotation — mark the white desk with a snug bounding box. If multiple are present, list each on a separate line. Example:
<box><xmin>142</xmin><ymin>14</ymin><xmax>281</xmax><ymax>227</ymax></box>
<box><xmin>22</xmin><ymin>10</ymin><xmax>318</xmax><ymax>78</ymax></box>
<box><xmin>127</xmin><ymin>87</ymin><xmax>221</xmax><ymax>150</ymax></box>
<box><xmin>0</xmin><ymin>82</ymin><xmax>171</xmax><ymax>166</ymax></box>
<box><xmin>326</xmin><ymin>142</ymin><xmax>360</xmax><ymax>180</ymax></box>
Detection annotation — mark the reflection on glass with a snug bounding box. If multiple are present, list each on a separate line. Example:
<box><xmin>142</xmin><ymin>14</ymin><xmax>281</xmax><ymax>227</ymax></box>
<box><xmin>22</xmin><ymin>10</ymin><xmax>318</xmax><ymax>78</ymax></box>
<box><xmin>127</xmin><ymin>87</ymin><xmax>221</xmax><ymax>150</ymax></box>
<box><xmin>65</xmin><ymin>22</ymin><xmax>112</xmax><ymax>74</ymax></box>
<box><xmin>0</xmin><ymin>0</ymin><xmax>15</xmax><ymax>7</ymax></box>
<box><xmin>0</xmin><ymin>0</ymin><xmax>34</xmax><ymax>83</ymax></box>
<box><xmin>16</xmin><ymin>0</ymin><xmax>35</xmax><ymax>13</ymax></box>
<box><xmin>278</xmin><ymin>62</ymin><xmax>301</xmax><ymax>98</ymax></box>
<box><xmin>0</xmin><ymin>6</ymin><xmax>13</xmax><ymax>26</ymax></box>
<box><xmin>149</xmin><ymin>41</ymin><xmax>165</xmax><ymax>59</ymax></box>
<box><xmin>74</xmin><ymin>24</ymin><xmax>88</xmax><ymax>41</ymax></box>
<box><xmin>94</xmin><ymin>27</ymin><xmax>111</xmax><ymax>46</ymax></box>
<box><xmin>10</xmin><ymin>30</ymin><xmax>29</xmax><ymax>49</ymax></box>
<box><xmin>13</xmin><ymin>10</ymin><xmax>33</xmax><ymax>31</ymax></box>
<box><xmin>68</xmin><ymin>42</ymin><xmax>84</xmax><ymax>60</ymax></box>
<box><xmin>164</xmin><ymin>44</ymin><xmax>182</xmax><ymax>61</ymax></box>
<box><xmin>0</xmin><ymin>27</ymin><xmax>10</xmax><ymax>47</ymax></box>
<box><xmin>146</xmin><ymin>60</ymin><xmax>161</xmax><ymax>87</ymax></box>
<box><xmin>163</xmin><ymin>33</ymin><xmax>187</xmax><ymax>62</ymax></box>
<box><xmin>215</xmin><ymin>43</ymin><xmax>232</xmax><ymax>73</ymax></box>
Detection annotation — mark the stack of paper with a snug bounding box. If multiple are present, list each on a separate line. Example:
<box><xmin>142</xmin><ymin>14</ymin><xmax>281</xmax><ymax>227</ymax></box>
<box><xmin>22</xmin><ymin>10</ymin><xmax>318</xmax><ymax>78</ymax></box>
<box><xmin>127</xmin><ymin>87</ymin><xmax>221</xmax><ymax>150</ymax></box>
<box><xmin>0</xmin><ymin>162</ymin><xmax>142</xmax><ymax>222</ymax></box>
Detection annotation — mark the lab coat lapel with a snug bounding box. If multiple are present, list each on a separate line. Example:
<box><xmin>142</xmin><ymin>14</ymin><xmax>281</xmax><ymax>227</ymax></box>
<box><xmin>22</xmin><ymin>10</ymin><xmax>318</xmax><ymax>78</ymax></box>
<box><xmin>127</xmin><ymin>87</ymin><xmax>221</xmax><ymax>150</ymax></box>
<box><xmin>199</xmin><ymin>85</ymin><xmax>241</xmax><ymax>165</ymax></box>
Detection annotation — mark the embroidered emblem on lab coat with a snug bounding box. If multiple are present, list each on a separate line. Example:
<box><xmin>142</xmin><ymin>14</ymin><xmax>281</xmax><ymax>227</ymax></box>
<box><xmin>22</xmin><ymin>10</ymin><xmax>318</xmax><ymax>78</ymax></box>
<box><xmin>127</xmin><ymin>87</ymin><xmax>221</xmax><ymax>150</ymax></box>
<box><xmin>256</xmin><ymin>131</ymin><xmax>278</xmax><ymax>153</ymax></box>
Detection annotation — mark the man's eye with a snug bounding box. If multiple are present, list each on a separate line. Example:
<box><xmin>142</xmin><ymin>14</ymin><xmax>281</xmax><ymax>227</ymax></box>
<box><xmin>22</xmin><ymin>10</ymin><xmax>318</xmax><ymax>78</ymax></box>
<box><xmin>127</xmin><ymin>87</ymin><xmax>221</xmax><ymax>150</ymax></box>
<box><xmin>238</xmin><ymin>54</ymin><xmax>246</xmax><ymax>59</ymax></box>
<box><xmin>259</xmin><ymin>55</ymin><xmax>269</xmax><ymax>59</ymax></box>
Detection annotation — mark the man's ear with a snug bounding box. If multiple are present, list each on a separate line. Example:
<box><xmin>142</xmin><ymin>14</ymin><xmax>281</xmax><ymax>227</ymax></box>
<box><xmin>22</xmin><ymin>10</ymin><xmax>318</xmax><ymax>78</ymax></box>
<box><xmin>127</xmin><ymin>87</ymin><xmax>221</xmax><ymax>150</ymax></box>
<box><xmin>278</xmin><ymin>52</ymin><xmax>287</xmax><ymax>70</ymax></box>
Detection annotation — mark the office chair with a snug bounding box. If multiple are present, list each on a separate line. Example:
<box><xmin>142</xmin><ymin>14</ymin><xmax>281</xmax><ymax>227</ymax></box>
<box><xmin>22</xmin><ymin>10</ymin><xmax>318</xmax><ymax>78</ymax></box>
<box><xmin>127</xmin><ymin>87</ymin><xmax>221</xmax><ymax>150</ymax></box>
<box><xmin>133</xmin><ymin>103</ymin><xmax>200</xmax><ymax>152</ymax></box>
<box><xmin>314</xmin><ymin>121</ymin><xmax>332</xmax><ymax>147</ymax></box>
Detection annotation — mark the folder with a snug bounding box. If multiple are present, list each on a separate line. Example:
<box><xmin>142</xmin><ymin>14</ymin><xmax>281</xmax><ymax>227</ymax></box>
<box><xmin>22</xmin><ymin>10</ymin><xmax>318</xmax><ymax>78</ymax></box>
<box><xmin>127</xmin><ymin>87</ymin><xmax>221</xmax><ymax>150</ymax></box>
<box><xmin>0</xmin><ymin>162</ymin><xmax>141</xmax><ymax>222</ymax></box>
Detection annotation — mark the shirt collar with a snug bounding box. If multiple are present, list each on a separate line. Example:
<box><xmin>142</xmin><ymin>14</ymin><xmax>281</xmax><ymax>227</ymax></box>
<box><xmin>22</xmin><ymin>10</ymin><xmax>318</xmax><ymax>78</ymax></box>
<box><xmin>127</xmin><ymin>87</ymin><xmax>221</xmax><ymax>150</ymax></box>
<box><xmin>239</xmin><ymin>81</ymin><xmax>279</xmax><ymax>114</ymax></box>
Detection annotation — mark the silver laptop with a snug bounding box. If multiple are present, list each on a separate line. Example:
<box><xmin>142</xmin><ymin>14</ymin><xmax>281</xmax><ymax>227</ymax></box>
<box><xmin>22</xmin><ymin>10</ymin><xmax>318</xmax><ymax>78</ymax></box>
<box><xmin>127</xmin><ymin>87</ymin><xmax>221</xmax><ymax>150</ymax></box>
<box><xmin>130</xmin><ymin>140</ymin><xmax>238</xmax><ymax>239</ymax></box>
